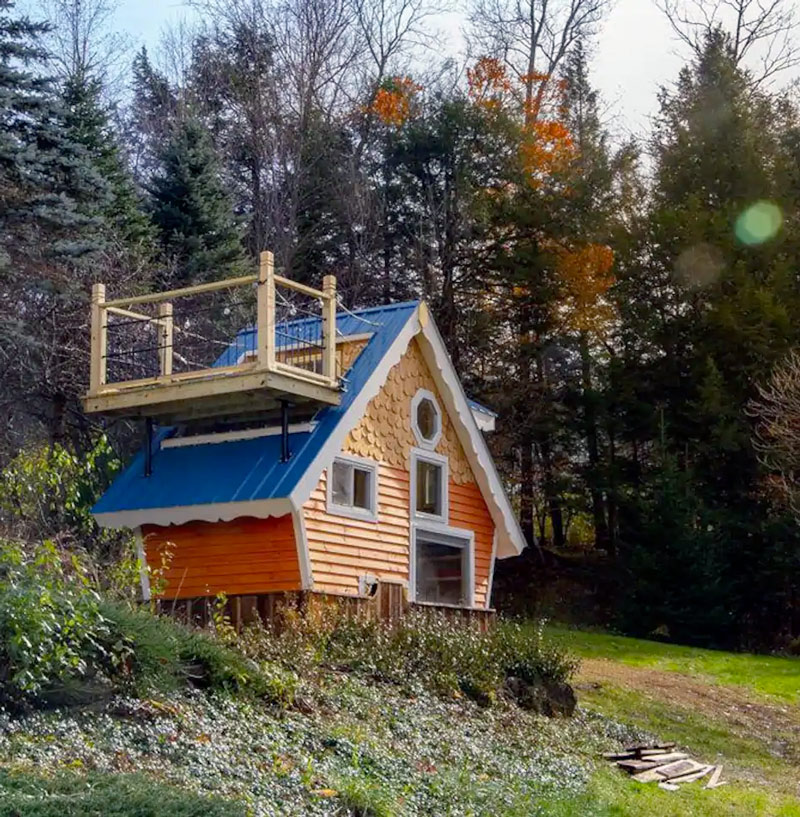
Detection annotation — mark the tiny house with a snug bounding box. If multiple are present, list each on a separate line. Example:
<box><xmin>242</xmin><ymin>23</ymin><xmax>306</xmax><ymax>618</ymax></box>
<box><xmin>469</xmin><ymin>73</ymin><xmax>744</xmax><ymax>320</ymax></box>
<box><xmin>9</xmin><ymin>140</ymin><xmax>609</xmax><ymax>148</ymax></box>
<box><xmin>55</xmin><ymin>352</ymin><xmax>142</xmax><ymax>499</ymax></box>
<box><xmin>88</xmin><ymin>254</ymin><xmax>526</xmax><ymax>624</ymax></box>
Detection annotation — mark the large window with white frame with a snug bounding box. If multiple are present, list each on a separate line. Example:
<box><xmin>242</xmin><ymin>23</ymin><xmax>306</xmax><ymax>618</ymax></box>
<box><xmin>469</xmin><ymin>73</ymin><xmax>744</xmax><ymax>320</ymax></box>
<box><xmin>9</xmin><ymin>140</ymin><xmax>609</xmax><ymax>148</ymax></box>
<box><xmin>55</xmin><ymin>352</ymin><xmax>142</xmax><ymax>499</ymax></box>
<box><xmin>411</xmin><ymin>449</ymin><xmax>448</xmax><ymax>523</ymax></box>
<box><xmin>327</xmin><ymin>455</ymin><xmax>378</xmax><ymax>521</ymax></box>
<box><xmin>412</xmin><ymin>526</ymin><xmax>474</xmax><ymax>607</ymax></box>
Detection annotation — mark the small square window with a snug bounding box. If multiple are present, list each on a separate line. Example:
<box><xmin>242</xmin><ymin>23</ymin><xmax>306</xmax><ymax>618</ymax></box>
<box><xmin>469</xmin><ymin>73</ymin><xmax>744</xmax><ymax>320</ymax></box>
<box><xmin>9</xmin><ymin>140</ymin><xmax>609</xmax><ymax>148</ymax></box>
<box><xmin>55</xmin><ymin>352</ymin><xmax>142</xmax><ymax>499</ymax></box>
<box><xmin>329</xmin><ymin>458</ymin><xmax>376</xmax><ymax>518</ymax></box>
<box><xmin>415</xmin><ymin>536</ymin><xmax>468</xmax><ymax>605</ymax></box>
<box><xmin>416</xmin><ymin>458</ymin><xmax>443</xmax><ymax>516</ymax></box>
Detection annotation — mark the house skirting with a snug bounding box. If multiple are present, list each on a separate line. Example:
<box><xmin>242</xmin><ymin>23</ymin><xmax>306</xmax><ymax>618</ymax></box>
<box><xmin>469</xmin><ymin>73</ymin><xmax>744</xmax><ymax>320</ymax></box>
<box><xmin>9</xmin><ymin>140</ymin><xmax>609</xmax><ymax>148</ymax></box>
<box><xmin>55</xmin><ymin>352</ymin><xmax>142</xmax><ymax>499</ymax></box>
<box><xmin>153</xmin><ymin>580</ymin><xmax>495</xmax><ymax>632</ymax></box>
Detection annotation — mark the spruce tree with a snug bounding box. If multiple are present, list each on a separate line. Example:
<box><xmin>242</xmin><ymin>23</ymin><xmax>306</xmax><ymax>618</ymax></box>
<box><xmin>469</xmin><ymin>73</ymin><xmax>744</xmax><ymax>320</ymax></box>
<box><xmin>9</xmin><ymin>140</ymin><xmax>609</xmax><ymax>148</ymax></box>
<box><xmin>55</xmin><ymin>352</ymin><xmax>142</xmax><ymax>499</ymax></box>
<box><xmin>614</xmin><ymin>29</ymin><xmax>800</xmax><ymax>646</ymax></box>
<box><xmin>148</xmin><ymin>117</ymin><xmax>246</xmax><ymax>287</ymax></box>
<box><xmin>61</xmin><ymin>73</ymin><xmax>154</xmax><ymax>253</ymax></box>
<box><xmin>0</xmin><ymin>0</ymin><xmax>108</xmax><ymax>448</ymax></box>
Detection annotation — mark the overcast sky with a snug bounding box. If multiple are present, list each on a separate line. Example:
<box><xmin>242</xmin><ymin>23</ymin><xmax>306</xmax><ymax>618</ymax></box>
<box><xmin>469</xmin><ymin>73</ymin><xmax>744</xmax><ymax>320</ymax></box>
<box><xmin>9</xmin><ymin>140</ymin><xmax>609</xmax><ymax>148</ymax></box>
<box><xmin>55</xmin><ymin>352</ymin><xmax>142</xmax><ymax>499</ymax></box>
<box><xmin>93</xmin><ymin>0</ymin><xmax>797</xmax><ymax>140</ymax></box>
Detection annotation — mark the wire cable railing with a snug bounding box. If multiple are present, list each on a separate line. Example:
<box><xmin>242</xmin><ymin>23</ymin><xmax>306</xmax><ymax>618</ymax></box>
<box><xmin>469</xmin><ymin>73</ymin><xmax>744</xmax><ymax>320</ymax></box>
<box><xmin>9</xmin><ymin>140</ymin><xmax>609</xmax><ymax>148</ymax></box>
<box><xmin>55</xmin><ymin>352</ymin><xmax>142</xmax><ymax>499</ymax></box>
<box><xmin>86</xmin><ymin>252</ymin><xmax>339</xmax><ymax>414</ymax></box>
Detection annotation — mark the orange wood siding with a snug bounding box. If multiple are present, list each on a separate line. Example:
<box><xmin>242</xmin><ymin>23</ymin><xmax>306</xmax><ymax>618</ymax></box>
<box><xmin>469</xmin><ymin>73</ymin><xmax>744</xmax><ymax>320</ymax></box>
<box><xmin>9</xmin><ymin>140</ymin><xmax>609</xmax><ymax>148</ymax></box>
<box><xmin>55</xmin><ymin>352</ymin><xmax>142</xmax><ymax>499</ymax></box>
<box><xmin>303</xmin><ymin>338</ymin><xmax>497</xmax><ymax>606</ymax></box>
<box><xmin>141</xmin><ymin>515</ymin><xmax>301</xmax><ymax>599</ymax></box>
<box><xmin>304</xmin><ymin>465</ymin><xmax>411</xmax><ymax>595</ymax></box>
<box><xmin>449</xmin><ymin>481</ymin><xmax>494</xmax><ymax>608</ymax></box>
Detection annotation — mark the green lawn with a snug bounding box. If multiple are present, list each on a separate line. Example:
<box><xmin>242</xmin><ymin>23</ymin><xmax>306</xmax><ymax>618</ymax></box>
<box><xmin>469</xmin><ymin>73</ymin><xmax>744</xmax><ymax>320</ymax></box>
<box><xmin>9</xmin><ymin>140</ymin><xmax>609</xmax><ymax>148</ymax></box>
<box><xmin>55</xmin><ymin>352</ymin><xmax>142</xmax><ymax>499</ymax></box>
<box><xmin>547</xmin><ymin>625</ymin><xmax>800</xmax><ymax>702</ymax></box>
<box><xmin>543</xmin><ymin>625</ymin><xmax>800</xmax><ymax>816</ymax></box>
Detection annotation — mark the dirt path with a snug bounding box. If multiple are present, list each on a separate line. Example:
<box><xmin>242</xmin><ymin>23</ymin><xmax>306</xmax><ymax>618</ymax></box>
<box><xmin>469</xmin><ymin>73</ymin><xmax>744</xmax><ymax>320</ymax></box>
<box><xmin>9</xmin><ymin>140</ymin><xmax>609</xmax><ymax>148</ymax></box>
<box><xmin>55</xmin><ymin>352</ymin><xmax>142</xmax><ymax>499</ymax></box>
<box><xmin>576</xmin><ymin>658</ymin><xmax>800</xmax><ymax>761</ymax></box>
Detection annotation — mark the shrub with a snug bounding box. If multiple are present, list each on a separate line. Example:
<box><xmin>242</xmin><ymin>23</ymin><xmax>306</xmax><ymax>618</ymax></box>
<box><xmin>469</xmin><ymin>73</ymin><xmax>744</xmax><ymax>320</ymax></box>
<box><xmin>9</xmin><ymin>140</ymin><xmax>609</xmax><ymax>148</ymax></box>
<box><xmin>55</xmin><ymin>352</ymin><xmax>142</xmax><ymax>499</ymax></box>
<box><xmin>0</xmin><ymin>540</ymin><xmax>125</xmax><ymax>709</ymax></box>
<box><xmin>101</xmin><ymin>601</ymin><xmax>294</xmax><ymax>703</ymax></box>
<box><xmin>240</xmin><ymin>607</ymin><xmax>577</xmax><ymax>709</ymax></box>
<box><xmin>0</xmin><ymin>769</ymin><xmax>246</xmax><ymax>817</ymax></box>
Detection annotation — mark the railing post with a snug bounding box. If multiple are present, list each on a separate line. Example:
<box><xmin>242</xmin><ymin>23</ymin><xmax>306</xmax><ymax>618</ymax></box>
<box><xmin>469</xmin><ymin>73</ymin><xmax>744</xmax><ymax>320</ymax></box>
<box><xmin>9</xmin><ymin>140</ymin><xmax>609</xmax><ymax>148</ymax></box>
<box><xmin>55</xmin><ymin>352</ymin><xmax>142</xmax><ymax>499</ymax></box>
<box><xmin>90</xmin><ymin>283</ymin><xmax>106</xmax><ymax>393</ymax></box>
<box><xmin>322</xmin><ymin>274</ymin><xmax>337</xmax><ymax>385</ymax></box>
<box><xmin>157</xmin><ymin>301</ymin><xmax>173</xmax><ymax>377</ymax></box>
<box><xmin>258</xmin><ymin>251</ymin><xmax>275</xmax><ymax>369</ymax></box>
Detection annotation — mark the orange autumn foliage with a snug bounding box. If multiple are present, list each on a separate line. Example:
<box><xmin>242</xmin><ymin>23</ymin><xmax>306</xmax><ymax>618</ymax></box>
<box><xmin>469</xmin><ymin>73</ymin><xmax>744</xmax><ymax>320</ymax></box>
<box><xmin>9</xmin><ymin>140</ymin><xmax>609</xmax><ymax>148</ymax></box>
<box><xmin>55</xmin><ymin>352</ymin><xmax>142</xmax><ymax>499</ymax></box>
<box><xmin>555</xmin><ymin>243</ymin><xmax>616</xmax><ymax>334</ymax></box>
<box><xmin>369</xmin><ymin>77</ymin><xmax>422</xmax><ymax>127</ymax></box>
<box><xmin>468</xmin><ymin>57</ymin><xmax>575</xmax><ymax>188</ymax></box>
<box><xmin>468</xmin><ymin>57</ymin><xmax>513</xmax><ymax>112</ymax></box>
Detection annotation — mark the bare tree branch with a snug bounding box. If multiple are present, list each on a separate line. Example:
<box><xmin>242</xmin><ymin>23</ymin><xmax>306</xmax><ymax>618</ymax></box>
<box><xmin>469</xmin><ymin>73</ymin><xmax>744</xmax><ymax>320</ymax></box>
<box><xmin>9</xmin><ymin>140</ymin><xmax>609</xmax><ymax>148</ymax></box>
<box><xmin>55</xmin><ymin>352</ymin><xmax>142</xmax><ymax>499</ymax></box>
<box><xmin>465</xmin><ymin>0</ymin><xmax>613</xmax><ymax>116</ymax></box>
<box><xmin>657</xmin><ymin>0</ymin><xmax>800</xmax><ymax>85</ymax></box>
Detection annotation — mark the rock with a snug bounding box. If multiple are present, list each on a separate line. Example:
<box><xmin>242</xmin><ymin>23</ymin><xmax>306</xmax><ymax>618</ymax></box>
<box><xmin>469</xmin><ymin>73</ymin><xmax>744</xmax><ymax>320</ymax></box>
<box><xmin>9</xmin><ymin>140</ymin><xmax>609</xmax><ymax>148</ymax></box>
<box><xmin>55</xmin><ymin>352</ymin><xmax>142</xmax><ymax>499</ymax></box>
<box><xmin>502</xmin><ymin>676</ymin><xmax>577</xmax><ymax>717</ymax></box>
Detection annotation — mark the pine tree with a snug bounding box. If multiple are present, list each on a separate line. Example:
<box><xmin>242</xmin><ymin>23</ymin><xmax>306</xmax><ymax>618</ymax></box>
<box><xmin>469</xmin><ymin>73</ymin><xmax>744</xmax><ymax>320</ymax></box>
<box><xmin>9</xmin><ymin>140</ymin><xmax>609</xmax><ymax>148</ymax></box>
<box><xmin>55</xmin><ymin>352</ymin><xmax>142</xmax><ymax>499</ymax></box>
<box><xmin>0</xmin><ymin>0</ymin><xmax>109</xmax><ymax>448</ymax></box>
<box><xmin>148</xmin><ymin>117</ymin><xmax>246</xmax><ymax>287</ymax></box>
<box><xmin>61</xmin><ymin>73</ymin><xmax>155</xmax><ymax>254</ymax></box>
<box><xmin>613</xmin><ymin>29</ymin><xmax>800</xmax><ymax>646</ymax></box>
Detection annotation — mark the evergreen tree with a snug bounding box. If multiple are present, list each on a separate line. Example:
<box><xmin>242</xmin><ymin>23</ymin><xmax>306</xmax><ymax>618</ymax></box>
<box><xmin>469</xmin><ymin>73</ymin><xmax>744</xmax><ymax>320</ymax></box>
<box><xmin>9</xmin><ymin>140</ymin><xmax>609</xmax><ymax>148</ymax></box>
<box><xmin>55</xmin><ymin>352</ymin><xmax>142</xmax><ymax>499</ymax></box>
<box><xmin>148</xmin><ymin>117</ymin><xmax>246</xmax><ymax>287</ymax></box>
<box><xmin>613</xmin><ymin>30</ymin><xmax>800</xmax><ymax>646</ymax></box>
<box><xmin>62</xmin><ymin>72</ymin><xmax>155</xmax><ymax>254</ymax></box>
<box><xmin>0</xmin><ymin>0</ymin><xmax>108</xmax><ymax>448</ymax></box>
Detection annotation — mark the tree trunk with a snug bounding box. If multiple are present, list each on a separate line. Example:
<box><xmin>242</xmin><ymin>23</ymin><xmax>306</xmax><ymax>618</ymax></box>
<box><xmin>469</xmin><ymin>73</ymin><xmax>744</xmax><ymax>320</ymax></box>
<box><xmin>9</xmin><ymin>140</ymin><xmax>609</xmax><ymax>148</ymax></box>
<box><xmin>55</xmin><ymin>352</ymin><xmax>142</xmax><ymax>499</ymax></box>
<box><xmin>580</xmin><ymin>331</ymin><xmax>610</xmax><ymax>551</ymax></box>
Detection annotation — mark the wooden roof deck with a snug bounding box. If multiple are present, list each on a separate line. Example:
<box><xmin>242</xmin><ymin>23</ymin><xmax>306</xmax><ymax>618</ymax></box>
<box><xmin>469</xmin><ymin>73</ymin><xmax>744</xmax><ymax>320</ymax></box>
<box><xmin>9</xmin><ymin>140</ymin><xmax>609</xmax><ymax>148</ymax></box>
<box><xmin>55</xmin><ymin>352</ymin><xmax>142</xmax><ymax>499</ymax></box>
<box><xmin>84</xmin><ymin>252</ymin><xmax>341</xmax><ymax>423</ymax></box>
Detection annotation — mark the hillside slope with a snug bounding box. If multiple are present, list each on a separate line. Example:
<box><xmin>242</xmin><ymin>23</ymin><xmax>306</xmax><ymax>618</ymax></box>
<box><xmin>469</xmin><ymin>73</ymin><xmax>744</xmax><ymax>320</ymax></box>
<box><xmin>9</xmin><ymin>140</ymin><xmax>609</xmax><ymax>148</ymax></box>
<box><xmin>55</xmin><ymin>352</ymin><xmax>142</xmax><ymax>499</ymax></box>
<box><xmin>0</xmin><ymin>625</ymin><xmax>798</xmax><ymax>816</ymax></box>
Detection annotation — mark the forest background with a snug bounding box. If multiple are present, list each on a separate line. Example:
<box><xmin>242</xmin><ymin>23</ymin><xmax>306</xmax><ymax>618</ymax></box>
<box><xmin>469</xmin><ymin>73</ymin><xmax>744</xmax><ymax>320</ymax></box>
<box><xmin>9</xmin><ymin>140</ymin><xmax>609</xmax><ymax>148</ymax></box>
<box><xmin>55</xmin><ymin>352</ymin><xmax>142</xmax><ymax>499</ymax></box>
<box><xmin>2</xmin><ymin>0</ymin><xmax>800</xmax><ymax>651</ymax></box>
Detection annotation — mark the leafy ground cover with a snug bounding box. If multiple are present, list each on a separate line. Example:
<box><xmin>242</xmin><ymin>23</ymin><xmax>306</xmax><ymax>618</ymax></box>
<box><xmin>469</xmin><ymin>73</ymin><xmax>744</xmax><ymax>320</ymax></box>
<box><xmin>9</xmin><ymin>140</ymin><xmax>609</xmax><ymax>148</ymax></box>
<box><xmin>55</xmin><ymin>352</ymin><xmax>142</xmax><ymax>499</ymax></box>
<box><xmin>1</xmin><ymin>580</ymin><xmax>798</xmax><ymax>817</ymax></box>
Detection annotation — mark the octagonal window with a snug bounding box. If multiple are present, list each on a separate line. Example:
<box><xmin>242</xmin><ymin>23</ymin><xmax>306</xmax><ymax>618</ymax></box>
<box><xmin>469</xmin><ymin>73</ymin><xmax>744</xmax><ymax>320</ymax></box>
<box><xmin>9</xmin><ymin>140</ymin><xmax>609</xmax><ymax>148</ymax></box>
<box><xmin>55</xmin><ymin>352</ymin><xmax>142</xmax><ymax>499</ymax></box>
<box><xmin>412</xmin><ymin>390</ymin><xmax>441</xmax><ymax>448</ymax></box>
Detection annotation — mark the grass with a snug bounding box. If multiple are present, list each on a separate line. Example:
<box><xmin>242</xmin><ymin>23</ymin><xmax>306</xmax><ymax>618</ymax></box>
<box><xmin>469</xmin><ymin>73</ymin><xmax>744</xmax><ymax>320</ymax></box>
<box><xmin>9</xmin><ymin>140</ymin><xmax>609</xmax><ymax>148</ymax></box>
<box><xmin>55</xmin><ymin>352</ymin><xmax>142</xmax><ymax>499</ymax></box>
<box><xmin>543</xmin><ymin>624</ymin><xmax>800</xmax><ymax>815</ymax></box>
<box><xmin>541</xmin><ymin>767</ymin><xmax>800</xmax><ymax>817</ymax></box>
<box><xmin>0</xmin><ymin>768</ymin><xmax>245</xmax><ymax>817</ymax></box>
<box><xmin>546</xmin><ymin>625</ymin><xmax>800</xmax><ymax>702</ymax></box>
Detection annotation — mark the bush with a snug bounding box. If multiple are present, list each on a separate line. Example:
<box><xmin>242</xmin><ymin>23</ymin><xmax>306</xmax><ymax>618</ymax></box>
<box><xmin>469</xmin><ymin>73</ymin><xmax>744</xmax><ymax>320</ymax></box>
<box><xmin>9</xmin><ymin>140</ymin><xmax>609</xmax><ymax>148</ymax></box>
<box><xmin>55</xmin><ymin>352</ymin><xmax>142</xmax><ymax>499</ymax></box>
<box><xmin>239</xmin><ymin>607</ymin><xmax>577</xmax><ymax>710</ymax></box>
<box><xmin>101</xmin><ymin>601</ymin><xmax>294</xmax><ymax>703</ymax></box>
<box><xmin>0</xmin><ymin>769</ymin><xmax>246</xmax><ymax>817</ymax></box>
<box><xmin>0</xmin><ymin>540</ymin><xmax>125</xmax><ymax>709</ymax></box>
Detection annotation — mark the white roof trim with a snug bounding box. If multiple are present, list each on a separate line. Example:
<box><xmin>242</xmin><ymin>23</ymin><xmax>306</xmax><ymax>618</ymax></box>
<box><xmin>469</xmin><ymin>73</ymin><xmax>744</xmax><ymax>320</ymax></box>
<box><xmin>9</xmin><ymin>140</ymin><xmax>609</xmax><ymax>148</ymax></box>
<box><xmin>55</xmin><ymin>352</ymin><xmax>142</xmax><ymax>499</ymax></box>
<box><xmin>162</xmin><ymin>423</ymin><xmax>315</xmax><ymax>449</ymax></box>
<box><xmin>416</xmin><ymin>318</ymin><xmax>527</xmax><ymax>559</ymax></box>
<box><xmin>289</xmin><ymin>307</ymin><xmax>421</xmax><ymax>510</ymax></box>
<box><xmin>94</xmin><ymin>497</ymin><xmax>293</xmax><ymax>530</ymax></box>
<box><xmin>471</xmin><ymin>409</ymin><xmax>495</xmax><ymax>432</ymax></box>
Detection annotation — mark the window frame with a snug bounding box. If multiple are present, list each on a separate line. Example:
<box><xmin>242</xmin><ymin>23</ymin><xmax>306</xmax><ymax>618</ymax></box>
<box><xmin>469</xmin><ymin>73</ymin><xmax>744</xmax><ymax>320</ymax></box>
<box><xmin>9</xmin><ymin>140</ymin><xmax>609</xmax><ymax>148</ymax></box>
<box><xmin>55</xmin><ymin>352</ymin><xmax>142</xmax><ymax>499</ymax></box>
<box><xmin>410</xmin><ymin>523</ymin><xmax>475</xmax><ymax>608</ymax></box>
<box><xmin>411</xmin><ymin>389</ymin><xmax>442</xmax><ymax>449</ymax></box>
<box><xmin>326</xmin><ymin>454</ymin><xmax>379</xmax><ymax>522</ymax></box>
<box><xmin>410</xmin><ymin>448</ymin><xmax>449</xmax><ymax>524</ymax></box>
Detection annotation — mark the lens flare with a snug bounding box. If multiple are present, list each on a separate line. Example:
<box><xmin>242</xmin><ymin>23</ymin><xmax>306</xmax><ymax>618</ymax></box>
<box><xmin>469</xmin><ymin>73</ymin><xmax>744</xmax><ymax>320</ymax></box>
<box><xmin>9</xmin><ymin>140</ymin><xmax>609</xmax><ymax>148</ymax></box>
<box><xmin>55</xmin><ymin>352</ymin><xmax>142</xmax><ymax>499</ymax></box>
<box><xmin>675</xmin><ymin>243</ymin><xmax>724</xmax><ymax>288</ymax></box>
<box><xmin>735</xmin><ymin>201</ymin><xmax>783</xmax><ymax>246</ymax></box>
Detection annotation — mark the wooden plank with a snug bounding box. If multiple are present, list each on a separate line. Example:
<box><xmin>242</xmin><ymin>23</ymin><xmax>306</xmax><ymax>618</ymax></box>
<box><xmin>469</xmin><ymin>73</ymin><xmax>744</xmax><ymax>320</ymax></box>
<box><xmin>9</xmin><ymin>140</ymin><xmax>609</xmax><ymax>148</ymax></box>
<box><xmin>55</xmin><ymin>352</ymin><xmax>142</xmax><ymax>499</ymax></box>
<box><xmin>669</xmin><ymin>765</ymin><xmax>714</xmax><ymax>784</ymax></box>
<box><xmin>704</xmin><ymin>765</ymin><xmax>724</xmax><ymax>789</ymax></box>
<box><xmin>274</xmin><ymin>273</ymin><xmax>326</xmax><ymax>300</ymax></box>
<box><xmin>631</xmin><ymin>768</ymin><xmax>668</xmax><ymax>783</ymax></box>
<box><xmin>655</xmin><ymin>760</ymin><xmax>705</xmax><ymax>781</ymax></box>
<box><xmin>616</xmin><ymin>759</ymin><xmax>663</xmax><ymax>773</ymax></box>
<box><xmin>103</xmin><ymin>274</ymin><xmax>258</xmax><ymax>307</ymax></box>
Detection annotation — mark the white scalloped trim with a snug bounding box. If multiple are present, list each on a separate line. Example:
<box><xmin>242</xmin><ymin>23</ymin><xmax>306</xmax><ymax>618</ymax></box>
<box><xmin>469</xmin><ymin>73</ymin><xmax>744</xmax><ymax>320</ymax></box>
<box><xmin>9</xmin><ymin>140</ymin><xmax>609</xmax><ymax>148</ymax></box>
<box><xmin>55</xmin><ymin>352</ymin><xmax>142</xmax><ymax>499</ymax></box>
<box><xmin>94</xmin><ymin>498</ymin><xmax>293</xmax><ymax>530</ymax></box>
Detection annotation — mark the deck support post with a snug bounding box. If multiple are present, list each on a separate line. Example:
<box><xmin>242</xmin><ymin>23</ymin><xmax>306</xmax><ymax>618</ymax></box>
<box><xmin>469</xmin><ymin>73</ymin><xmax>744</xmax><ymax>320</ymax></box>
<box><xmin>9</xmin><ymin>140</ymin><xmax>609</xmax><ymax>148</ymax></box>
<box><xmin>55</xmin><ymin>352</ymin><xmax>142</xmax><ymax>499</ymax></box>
<box><xmin>322</xmin><ymin>274</ymin><xmax>337</xmax><ymax>385</ymax></box>
<box><xmin>144</xmin><ymin>418</ymin><xmax>154</xmax><ymax>477</ymax></box>
<box><xmin>280</xmin><ymin>400</ymin><xmax>291</xmax><ymax>462</ymax></box>
<box><xmin>157</xmin><ymin>302</ymin><xmax>173</xmax><ymax>377</ymax></box>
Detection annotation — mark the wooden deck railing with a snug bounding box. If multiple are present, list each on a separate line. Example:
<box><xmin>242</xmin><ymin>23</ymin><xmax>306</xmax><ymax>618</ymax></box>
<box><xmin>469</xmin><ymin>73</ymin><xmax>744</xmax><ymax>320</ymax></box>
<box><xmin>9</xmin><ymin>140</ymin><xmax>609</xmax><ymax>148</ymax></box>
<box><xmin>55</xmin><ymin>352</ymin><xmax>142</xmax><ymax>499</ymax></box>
<box><xmin>86</xmin><ymin>252</ymin><xmax>339</xmax><ymax>415</ymax></box>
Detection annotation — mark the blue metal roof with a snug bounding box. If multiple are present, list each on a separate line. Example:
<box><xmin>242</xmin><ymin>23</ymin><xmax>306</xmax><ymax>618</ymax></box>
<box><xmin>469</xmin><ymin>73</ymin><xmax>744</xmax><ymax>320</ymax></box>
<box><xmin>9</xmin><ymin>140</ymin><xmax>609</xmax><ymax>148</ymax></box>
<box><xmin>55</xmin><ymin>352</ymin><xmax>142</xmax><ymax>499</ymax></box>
<box><xmin>467</xmin><ymin>397</ymin><xmax>497</xmax><ymax>418</ymax></box>
<box><xmin>93</xmin><ymin>302</ymin><xmax>419</xmax><ymax>517</ymax></box>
